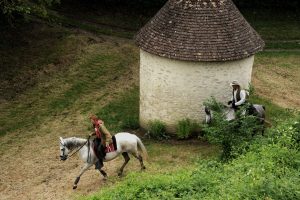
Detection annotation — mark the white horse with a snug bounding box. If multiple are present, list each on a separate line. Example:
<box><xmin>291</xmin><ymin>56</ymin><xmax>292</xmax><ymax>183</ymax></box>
<box><xmin>59</xmin><ymin>132</ymin><xmax>147</xmax><ymax>189</ymax></box>
<box><xmin>205</xmin><ymin>104</ymin><xmax>266</xmax><ymax>124</ymax></box>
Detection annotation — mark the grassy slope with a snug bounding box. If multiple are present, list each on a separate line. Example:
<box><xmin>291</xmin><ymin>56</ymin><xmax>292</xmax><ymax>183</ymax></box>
<box><xmin>242</xmin><ymin>9</ymin><xmax>300</xmax><ymax>40</ymax></box>
<box><xmin>0</xmin><ymin>5</ymin><xmax>299</xmax><ymax>200</ymax></box>
<box><xmin>252</xmin><ymin>51</ymin><xmax>300</xmax><ymax>111</ymax></box>
<box><xmin>52</xmin><ymin>5</ymin><xmax>300</xmax><ymax>50</ymax></box>
<box><xmin>0</xmin><ymin>22</ymin><xmax>139</xmax><ymax>136</ymax></box>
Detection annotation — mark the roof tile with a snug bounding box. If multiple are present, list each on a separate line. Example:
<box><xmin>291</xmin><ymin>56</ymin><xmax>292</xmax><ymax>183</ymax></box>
<box><xmin>135</xmin><ymin>0</ymin><xmax>264</xmax><ymax>61</ymax></box>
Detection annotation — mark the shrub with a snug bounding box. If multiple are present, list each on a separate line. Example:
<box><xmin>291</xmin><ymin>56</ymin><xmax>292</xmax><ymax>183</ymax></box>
<box><xmin>267</xmin><ymin>115</ymin><xmax>300</xmax><ymax>149</ymax></box>
<box><xmin>176</xmin><ymin>118</ymin><xmax>199</xmax><ymax>139</ymax></box>
<box><xmin>203</xmin><ymin>98</ymin><xmax>264</xmax><ymax>161</ymax></box>
<box><xmin>292</xmin><ymin>120</ymin><xmax>300</xmax><ymax>148</ymax></box>
<box><xmin>247</xmin><ymin>82</ymin><xmax>255</xmax><ymax>96</ymax></box>
<box><xmin>148</xmin><ymin>120</ymin><xmax>168</xmax><ymax>140</ymax></box>
<box><xmin>203</xmin><ymin>96</ymin><xmax>224</xmax><ymax>113</ymax></box>
<box><xmin>1</xmin><ymin>0</ymin><xmax>60</xmax><ymax>24</ymax></box>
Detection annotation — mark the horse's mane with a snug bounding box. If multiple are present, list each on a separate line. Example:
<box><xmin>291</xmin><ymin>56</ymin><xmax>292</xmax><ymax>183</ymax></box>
<box><xmin>63</xmin><ymin>137</ymin><xmax>87</xmax><ymax>150</ymax></box>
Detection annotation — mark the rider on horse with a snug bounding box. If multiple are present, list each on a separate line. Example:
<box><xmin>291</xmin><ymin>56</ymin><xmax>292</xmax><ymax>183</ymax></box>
<box><xmin>227</xmin><ymin>80</ymin><xmax>247</xmax><ymax>109</ymax></box>
<box><xmin>89</xmin><ymin>115</ymin><xmax>113</xmax><ymax>169</ymax></box>
<box><xmin>227</xmin><ymin>80</ymin><xmax>255</xmax><ymax>115</ymax></box>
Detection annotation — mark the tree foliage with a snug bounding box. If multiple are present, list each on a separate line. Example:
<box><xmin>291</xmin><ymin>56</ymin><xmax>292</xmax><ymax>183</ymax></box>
<box><xmin>0</xmin><ymin>0</ymin><xmax>60</xmax><ymax>23</ymax></box>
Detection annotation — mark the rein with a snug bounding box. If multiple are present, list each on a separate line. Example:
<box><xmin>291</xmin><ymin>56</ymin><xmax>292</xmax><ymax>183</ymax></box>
<box><xmin>65</xmin><ymin>136</ymin><xmax>91</xmax><ymax>159</ymax></box>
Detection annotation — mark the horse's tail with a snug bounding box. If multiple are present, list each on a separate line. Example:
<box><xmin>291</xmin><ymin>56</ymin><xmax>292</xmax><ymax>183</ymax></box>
<box><xmin>136</xmin><ymin>136</ymin><xmax>148</xmax><ymax>160</ymax></box>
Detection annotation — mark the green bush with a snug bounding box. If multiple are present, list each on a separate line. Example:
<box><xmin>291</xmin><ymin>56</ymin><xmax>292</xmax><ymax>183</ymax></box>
<box><xmin>267</xmin><ymin>115</ymin><xmax>300</xmax><ymax>150</ymax></box>
<box><xmin>148</xmin><ymin>120</ymin><xmax>168</xmax><ymax>140</ymax></box>
<box><xmin>203</xmin><ymin>96</ymin><xmax>224</xmax><ymax>113</ymax></box>
<box><xmin>292</xmin><ymin>119</ymin><xmax>300</xmax><ymax>148</ymax></box>
<box><xmin>1</xmin><ymin>0</ymin><xmax>60</xmax><ymax>24</ymax></box>
<box><xmin>203</xmin><ymin>98</ymin><xmax>264</xmax><ymax>161</ymax></box>
<box><xmin>176</xmin><ymin>118</ymin><xmax>199</xmax><ymax>139</ymax></box>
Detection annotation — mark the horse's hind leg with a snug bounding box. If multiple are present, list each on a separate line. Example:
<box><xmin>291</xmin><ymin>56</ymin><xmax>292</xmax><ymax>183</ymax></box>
<box><xmin>73</xmin><ymin>163</ymin><xmax>93</xmax><ymax>189</ymax></box>
<box><xmin>131</xmin><ymin>152</ymin><xmax>146</xmax><ymax>170</ymax></box>
<box><xmin>118</xmin><ymin>152</ymin><xmax>130</xmax><ymax>177</ymax></box>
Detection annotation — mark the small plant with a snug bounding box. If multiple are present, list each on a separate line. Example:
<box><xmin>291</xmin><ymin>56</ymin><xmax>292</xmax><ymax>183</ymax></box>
<box><xmin>203</xmin><ymin>96</ymin><xmax>225</xmax><ymax>112</ymax></box>
<box><xmin>148</xmin><ymin>120</ymin><xmax>168</xmax><ymax>140</ymax></box>
<box><xmin>176</xmin><ymin>118</ymin><xmax>199</xmax><ymax>139</ymax></box>
<box><xmin>247</xmin><ymin>83</ymin><xmax>255</xmax><ymax>96</ymax></box>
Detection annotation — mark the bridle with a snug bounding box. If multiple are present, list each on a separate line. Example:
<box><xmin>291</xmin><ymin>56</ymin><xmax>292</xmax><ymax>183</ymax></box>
<box><xmin>60</xmin><ymin>141</ymin><xmax>67</xmax><ymax>160</ymax></box>
<box><xmin>60</xmin><ymin>136</ymin><xmax>91</xmax><ymax>161</ymax></box>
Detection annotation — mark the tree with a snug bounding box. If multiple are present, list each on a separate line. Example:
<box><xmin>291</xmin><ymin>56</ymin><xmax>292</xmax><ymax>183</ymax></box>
<box><xmin>0</xmin><ymin>0</ymin><xmax>60</xmax><ymax>24</ymax></box>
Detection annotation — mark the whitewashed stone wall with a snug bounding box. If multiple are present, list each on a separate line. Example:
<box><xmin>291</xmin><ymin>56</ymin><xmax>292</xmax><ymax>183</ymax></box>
<box><xmin>140</xmin><ymin>49</ymin><xmax>254</xmax><ymax>132</ymax></box>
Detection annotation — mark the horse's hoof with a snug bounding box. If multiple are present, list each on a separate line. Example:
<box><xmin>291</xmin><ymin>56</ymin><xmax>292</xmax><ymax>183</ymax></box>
<box><xmin>103</xmin><ymin>176</ymin><xmax>108</xmax><ymax>181</ymax></box>
<box><xmin>118</xmin><ymin>172</ymin><xmax>123</xmax><ymax>177</ymax></box>
<box><xmin>142</xmin><ymin>166</ymin><xmax>146</xmax><ymax>170</ymax></box>
<box><xmin>73</xmin><ymin>185</ymin><xmax>77</xmax><ymax>190</ymax></box>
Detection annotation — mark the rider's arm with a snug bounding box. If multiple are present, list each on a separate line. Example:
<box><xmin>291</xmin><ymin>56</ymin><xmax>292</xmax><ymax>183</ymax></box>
<box><xmin>235</xmin><ymin>90</ymin><xmax>246</xmax><ymax>106</ymax></box>
<box><xmin>99</xmin><ymin>123</ymin><xmax>113</xmax><ymax>145</ymax></box>
<box><xmin>89</xmin><ymin>132</ymin><xmax>96</xmax><ymax>137</ymax></box>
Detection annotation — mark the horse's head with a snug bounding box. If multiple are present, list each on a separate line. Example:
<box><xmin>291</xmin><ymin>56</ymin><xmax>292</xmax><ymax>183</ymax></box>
<box><xmin>59</xmin><ymin>137</ymin><xmax>69</xmax><ymax>161</ymax></box>
<box><xmin>204</xmin><ymin>106</ymin><xmax>212</xmax><ymax>124</ymax></box>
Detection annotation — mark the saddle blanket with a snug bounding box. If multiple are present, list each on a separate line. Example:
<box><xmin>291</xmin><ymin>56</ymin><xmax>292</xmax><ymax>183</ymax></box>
<box><xmin>105</xmin><ymin>142</ymin><xmax>116</xmax><ymax>153</ymax></box>
<box><xmin>106</xmin><ymin>135</ymin><xmax>117</xmax><ymax>153</ymax></box>
<box><xmin>93</xmin><ymin>136</ymin><xmax>117</xmax><ymax>158</ymax></box>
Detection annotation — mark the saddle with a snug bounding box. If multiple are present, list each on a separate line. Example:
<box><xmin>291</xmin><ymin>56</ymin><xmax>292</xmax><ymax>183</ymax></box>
<box><xmin>93</xmin><ymin>136</ymin><xmax>117</xmax><ymax>159</ymax></box>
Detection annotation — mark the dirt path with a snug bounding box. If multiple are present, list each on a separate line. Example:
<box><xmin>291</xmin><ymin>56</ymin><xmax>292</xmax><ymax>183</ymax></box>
<box><xmin>0</xmin><ymin>115</ymin><xmax>215</xmax><ymax>200</ymax></box>
<box><xmin>0</xmin><ymin>78</ymin><xmax>141</xmax><ymax>199</ymax></box>
<box><xmin>0</xmin><ymin>116</ymin><xmax>142</xmax><ymax>200</ymax></box>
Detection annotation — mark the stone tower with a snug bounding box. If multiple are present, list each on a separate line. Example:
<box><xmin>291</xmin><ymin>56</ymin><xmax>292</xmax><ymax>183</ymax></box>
<box><xmin>135</xmin><ymin>0</ymin><xmax>264</xmax><ymax>132</ymax></box>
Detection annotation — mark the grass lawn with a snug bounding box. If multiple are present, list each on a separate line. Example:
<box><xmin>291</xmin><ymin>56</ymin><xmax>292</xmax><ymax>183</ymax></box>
<box><xmin>52</xmin><ymin>4</ymin><xmax>300</xmax><ymax>50</ymax></box>
<box><xmin>252</xmin><ymin>51</ymin><xmax>300</xmax><ymax>111</ymax></box>
<box><xmin>242</xmin><ymin>9</ymin><xmax>300</xmax><ymax>41</ymax></box>
<box><xmin>0</xmin><ymin>21</ymin><xmax>139</xmax><ymax>136</ymax></box>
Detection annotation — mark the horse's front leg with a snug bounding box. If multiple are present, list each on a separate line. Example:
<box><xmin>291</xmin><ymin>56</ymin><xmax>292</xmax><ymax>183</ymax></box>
<box><xmin>73</xmin><ymin>163</ymin><xmax>93</xmax><ymax>189</ymax></box>
<box><xmin>95</xmin><ymin>160</ymin><xmax>108</xmax><ymax>180</ymax></box>
<box><xmin>100</xmin><ymin>169</ymin><xmax>108</xmax><ymax>180</ymax></box>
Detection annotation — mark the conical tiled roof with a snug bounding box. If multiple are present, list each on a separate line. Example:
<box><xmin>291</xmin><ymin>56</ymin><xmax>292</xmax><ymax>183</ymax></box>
<box><xmin>135</xmin><ymin>0</ymin><xmax>264</xmax><ymax>61</ymax></box>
